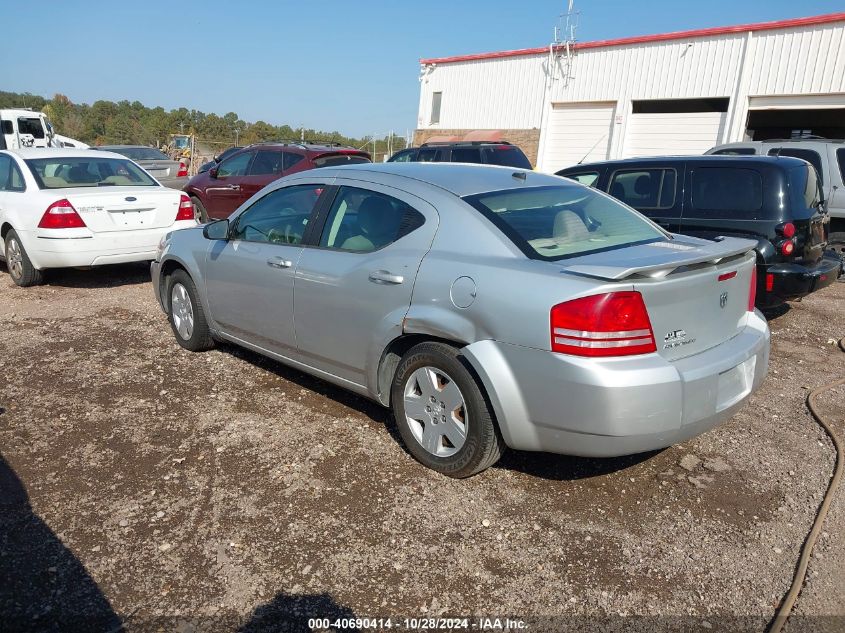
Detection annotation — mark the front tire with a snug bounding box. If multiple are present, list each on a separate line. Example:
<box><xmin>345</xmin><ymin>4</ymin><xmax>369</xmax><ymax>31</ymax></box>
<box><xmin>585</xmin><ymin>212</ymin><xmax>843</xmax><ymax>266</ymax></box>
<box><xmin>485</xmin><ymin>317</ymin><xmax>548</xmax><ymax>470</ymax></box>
<box><xmin>167</xmin><ymin>269</ymin><xmax>215</xmax><ymax>351</ymax></box>
<box><xmin>4</xmin><ymin>229</ymin><xmax>43</xmax><ymax>287</ymax></box>
<box><xmin>191</xmin><ymin>196</ymin><xmax>209</xmax><ymax>223</ymax></box>
<box><xmin>390</xmin><ymin>342</ymin><xmax>504</xmax><ymax>478</ymax></box>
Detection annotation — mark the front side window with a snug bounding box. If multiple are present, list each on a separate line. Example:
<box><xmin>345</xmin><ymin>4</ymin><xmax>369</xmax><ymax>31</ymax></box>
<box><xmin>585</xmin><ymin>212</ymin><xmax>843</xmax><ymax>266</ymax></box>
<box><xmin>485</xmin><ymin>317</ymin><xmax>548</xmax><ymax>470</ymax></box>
<box><xmin>562</xmin><ymin>171</ymin><xmax>599</xmax><ymax>187</ymax></box>
<box><xmin>608</xmin><ymin>169</ymin><xmax>677</xmax><ymax>209</ymax></box>
<box><xmin>450</xmin><ymin>148</ymin><xmax>482</xmax><ymax>164</ymax></box>
<box><xmin>248</xmin><ymin>150</ymin><xmax>285</xmax><ymax>176</ymax></box>
<box><xmin>319</xmin><ymin>186</ymin><xmax>425</xmax><ymax>252</ymax></box>
<box><xmin>389</xmin><ymin>149</ymin><xmax>415</xmax><ymax>163</ymax></box>
<box><xmin>689</xmin><ymin>167</ymin><xmax>763</xmax><ymax>218</ymax></box>
<box><xmin>17</xmin><ymin>117</ymin><xmax>45</xmax><ymax>139</ymax></box>
<box><xmin>24</xmin><ymin>157</ymin><xmax>157</xmax><ymax>189</ymax></box>
<box><xmin>0</xmin><ymin>154</ymin><xmax>25</xmax><ymax>192</ymax></box>
<box><xmin>464</xmin><ymin>185</ymin><xmax>665</xmax><ymax>261</ymax></box>
<box><xmin>231</xmin><ymin>184</ymin><xmax>322</xmax><ymax>244</ymax></box>
<box><xmin>217</xmin><ymin>151</ymin><xmax>253</xmax><ymax>177</ymax></box>
<box><xmin>768</xmin><ymin>148</ymin><xmax>824</xmax><ymax>184</ymax></box>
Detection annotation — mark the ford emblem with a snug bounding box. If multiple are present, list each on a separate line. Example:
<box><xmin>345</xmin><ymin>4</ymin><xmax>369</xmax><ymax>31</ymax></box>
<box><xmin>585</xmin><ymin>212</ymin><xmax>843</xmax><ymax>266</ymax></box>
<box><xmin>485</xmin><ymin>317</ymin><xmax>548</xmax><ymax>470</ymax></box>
<box><xmin>125</xmin><ymin>196</ymin><xmax>137</xmax><ymax>202</ymax></box>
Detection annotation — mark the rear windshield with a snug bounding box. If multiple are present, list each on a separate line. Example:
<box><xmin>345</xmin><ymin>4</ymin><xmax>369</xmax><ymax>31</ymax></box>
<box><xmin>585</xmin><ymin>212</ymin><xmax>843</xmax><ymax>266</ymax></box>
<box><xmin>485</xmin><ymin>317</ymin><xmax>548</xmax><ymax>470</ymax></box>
<box><xmin>464</xmin><ymin>185</ymin><xmax>665</xmax><ymax>261</ymax></box>
<box><xmin>482</xmin><ymin>146</ymin><xmax>532</xmax><ymax>169</ymax></box>
<box><xmin>106</xmin><ymin>147</ymin><xmax>170</xmax><ymax>161</ymax></box>
<box><xmin>25</xmin><ymin>157</ymin><xmax>159</xmax><ymax>189</ymax></box>
<box><xmin>313</xmin><ymin>154</ymin><xmax>371</xmax><ymax>168</ymax></box>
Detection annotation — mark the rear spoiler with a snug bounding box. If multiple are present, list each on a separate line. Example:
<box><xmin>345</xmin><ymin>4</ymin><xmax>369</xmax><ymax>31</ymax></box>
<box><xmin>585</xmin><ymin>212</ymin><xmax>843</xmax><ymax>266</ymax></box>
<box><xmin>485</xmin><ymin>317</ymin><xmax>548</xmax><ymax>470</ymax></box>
<box><xmin>563</xmin><ymin>236</ymin><xmax>757</xmax><ymax>281</ymax></box>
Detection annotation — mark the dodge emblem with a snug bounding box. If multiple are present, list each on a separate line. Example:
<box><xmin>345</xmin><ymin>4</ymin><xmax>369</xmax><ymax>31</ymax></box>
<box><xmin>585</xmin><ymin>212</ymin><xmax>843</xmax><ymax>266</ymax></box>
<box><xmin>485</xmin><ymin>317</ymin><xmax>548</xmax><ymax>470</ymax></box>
<box><xmin>719</xmin><ymin>292</ymin><xmax>728</xmax><ymax>309</ymax></box>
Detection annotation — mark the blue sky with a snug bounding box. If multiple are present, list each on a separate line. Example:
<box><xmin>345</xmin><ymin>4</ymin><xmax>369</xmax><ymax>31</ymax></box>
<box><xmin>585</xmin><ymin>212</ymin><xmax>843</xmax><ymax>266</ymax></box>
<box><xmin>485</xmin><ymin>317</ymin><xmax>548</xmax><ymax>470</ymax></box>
<box><xmin>1</xmin><ymin>0</ymin><xmax>842</xmax><ymax>137</ymax></box>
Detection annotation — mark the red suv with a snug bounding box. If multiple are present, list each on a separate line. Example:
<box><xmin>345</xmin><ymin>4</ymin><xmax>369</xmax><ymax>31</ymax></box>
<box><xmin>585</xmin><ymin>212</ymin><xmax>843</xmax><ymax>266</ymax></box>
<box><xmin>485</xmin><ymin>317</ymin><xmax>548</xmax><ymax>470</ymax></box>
<box><xmin>184</xmin><ymin>142</ymin><xmax>371</xmax><ymax>220</ymax></box>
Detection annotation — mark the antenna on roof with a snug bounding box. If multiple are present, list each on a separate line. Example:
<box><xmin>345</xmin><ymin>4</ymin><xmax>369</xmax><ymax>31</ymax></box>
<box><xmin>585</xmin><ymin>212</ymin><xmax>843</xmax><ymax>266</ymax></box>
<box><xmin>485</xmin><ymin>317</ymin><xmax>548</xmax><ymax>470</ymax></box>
<box><xmin>550</xmin><ymin>1</ymin><xmax>579</xmax><ymax>86</ymax></box>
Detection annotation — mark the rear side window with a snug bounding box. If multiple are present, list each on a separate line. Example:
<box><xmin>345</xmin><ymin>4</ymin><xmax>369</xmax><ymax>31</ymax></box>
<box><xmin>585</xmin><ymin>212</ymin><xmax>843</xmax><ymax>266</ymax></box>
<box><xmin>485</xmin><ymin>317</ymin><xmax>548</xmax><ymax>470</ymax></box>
<box><xmin>18</xmin><ymin>117</ymin><xmax>45</xmax><ymax>139</ymax></box>
<box><xmin>319</xmin><ymin>186</ymin><xmax>425</xmax><ymax>252</ymax></box>
<box><xmin>561</xmin><ymin>171</ymin><xmax>599</xmax><ymax>187</ymax></box>
<box><xmin>801</xmin><ymin>165</ymin><xmax>821</xmax><ymax>209</ymax></box>
<box><xmin>248</xmin><ymin>150</ymin><xmax>285</xmax><ymax>175</ymax></box>
<box><xmin>608</xmin><ymin>169</ymin><xmax>677</xmax><ymax>209</ymax></box>
<box><xmin>482</xmin><ymin>146</ymin><xmax>532</xmax><ymax>169</ymax></box>
<box><xmin>768</xmin><ymin>148</ymin><xmax>824</xmax><ymax>185</ymax></box>
<box><xmin>450</xmin><ymin>148</ymin><xmax>482</xmax><ymax>163</ymax></box>
<box><xmin>313</xmin><ymin>154</ymin><xmax>370</xmax><ymax>168</ymax></box>
<box><xmin>417</xmin><ymin>148</ymin><xmax>442</xmax><ymax>162</ymax></box>
<box><xmin>463</xmin><ymin>185</ymin><xmax>665</xmax><ymax>261</ymax></box>
<box><xmin>689</xmin><ymin>167</ymin><xmax>763</xmax><ymax>218</ymax></box>
<box><xmin>836</xmin><ymin>148</ymin><xmax>845</xmax><ymax>183</ymax></box>
<box><xmin>712</xmin><ymin>148</ymin><xmax>756</xmax><ymax>155</ymax></box>
<box><xmin>284</xmin><ymin>152</ymin><xmax>305</xmax><ymax>171</ymax></box>
<box><xmin>388</xmin><ymin>149</ymin><xmax>416</xmax><ymax>163</ymax></box>
<box><xmin>0</xmin><ymin>154</ymin><xmax>25</xmax><ymax>191</ymax></box>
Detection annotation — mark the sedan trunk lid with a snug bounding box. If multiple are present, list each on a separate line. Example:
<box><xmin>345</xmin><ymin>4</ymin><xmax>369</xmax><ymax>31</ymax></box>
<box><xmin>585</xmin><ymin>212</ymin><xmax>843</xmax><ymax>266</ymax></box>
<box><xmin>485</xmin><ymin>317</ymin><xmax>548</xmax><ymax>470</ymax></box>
<box><xmin>60</xmin><ymin>187</ymin><xmax>183</xmax><ymax>232</ymax></box>
<box><xmin>562</xmin><ymin>236</ymin><xmax>757</xmax><ymax>361</ymax></box>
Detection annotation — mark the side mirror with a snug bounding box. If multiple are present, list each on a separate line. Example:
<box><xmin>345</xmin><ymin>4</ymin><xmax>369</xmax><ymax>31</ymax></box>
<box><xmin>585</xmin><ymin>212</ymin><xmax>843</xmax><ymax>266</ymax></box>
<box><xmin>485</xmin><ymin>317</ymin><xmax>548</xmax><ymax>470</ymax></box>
<box><xmin>209</xmin><ymin>167</ymin><xmax>219</xmax><ymax>179</ymax></box>
<box><xmin>203</xmin><ymin>219</ymin><xmax>229</xmax><ymax>240</ymax></box>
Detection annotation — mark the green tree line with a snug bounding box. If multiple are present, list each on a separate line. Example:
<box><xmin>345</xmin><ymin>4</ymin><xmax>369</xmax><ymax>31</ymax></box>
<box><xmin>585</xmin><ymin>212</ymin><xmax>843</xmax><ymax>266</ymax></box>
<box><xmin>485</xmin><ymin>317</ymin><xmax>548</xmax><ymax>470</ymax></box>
<box><xmin>0</xmin><ymin>91</ymin><xmax>406</xmax><ymax>158</ymax></box>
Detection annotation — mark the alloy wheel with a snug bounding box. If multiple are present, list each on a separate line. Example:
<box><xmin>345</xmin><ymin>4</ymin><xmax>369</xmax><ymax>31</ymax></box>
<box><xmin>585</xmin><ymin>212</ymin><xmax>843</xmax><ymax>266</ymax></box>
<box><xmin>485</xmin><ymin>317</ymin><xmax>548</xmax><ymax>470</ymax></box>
<box><xmin>6</xmin><ymin>238</ymin><xmax>23</xmax><ymax>280</ymax></box>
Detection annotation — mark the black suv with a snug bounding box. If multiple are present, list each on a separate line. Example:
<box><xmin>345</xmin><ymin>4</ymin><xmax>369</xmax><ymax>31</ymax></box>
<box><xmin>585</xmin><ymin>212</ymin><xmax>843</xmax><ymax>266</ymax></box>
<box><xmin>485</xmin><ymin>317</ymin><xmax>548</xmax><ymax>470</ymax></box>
<box><xmin>388</xmin><ymin>141</ymin><xmax>532</xmax><ymax>169</ymax></box>
<box><xmin>557</xmin><ymin>156</ymin><xmax>842</xmax><ymax>308</ymax></box>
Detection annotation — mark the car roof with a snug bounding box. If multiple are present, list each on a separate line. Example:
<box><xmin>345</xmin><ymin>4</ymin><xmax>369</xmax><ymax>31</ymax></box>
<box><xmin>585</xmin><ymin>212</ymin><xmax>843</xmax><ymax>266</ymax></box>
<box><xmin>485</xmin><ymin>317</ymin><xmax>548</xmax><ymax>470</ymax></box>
<box><xmin>96</xmin><ymin>144</ymin><xmax>159</xmax><ymax>150</ymax></box>
<box><xmin>563</xmin><ymin>155</ymin><xmax>810</xmax><ymax>170</ymax></box>
<box><xmin>716</xmin><ymin>139</ymin><xmax>845</xmax><ymax>146</ymax></box>
<box><xmin>244</xmin><ymin>142</ymin><xmax>365</xmax><ymax>154</ymax></box>
<box><xmin>4</xmin><ymin>148</ymin><xmax>127</xmax><ymax>160</ymax></box>
<box><xmin>322</xmin><ymin>162</ymin><xmax>562</xmax><ymax>197</ymax></box>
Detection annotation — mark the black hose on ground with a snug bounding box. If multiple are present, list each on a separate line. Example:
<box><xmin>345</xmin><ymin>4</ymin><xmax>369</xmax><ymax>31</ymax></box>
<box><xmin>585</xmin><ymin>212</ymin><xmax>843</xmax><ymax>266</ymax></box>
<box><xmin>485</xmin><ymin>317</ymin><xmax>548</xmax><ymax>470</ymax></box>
<box><xmin>767</xmin><ymin>339</ymin><xmax>845</xmax><ymax>633</ymax></box>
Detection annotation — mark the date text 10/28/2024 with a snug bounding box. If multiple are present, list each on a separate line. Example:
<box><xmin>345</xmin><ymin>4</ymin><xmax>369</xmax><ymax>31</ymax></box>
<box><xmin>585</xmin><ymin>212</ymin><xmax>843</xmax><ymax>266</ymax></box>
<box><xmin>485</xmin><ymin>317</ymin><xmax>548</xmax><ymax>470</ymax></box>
<box><xmin>307</xmin><ymin>618</ymin><xmax>528</xmax><ymax>630</ymax></box>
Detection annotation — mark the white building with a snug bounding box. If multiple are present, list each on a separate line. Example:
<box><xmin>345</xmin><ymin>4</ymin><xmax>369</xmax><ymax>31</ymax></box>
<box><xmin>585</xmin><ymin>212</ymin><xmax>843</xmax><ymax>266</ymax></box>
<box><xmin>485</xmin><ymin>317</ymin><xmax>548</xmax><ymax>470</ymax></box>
<box><xmin>415</xmin><ymin>12</ymin><xmax>845</xmax><ymax>171</ymax></box>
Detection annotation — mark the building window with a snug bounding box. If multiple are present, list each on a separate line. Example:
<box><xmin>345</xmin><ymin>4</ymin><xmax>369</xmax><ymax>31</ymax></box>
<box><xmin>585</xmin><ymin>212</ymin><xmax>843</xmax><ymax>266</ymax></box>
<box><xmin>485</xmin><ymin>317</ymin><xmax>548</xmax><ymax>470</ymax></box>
<box><xmin>430</xmin><ymin>92</ymin><xmax>442</xmax><ymax>125</ymax></box>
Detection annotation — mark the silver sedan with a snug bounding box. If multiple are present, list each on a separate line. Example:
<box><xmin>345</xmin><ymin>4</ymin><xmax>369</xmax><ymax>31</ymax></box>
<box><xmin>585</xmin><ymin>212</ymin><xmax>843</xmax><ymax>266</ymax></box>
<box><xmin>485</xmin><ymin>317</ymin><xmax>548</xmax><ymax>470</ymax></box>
<box><xmin>151</xmin><ymin>163</ymin><xmax>769</xmax><ymax>477</ymax></box>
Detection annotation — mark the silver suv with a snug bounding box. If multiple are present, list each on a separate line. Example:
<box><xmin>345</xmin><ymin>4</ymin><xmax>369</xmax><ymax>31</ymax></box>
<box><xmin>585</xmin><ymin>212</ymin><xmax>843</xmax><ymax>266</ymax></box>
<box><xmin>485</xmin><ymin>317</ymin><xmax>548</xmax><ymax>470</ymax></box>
<box><xmin>707</xmin><ymin>139</ymin><xmax>845</xmax><ymax>258</ymax></box>
<box><xmin>151</xmin><ymin>163</ymin><xmax>769</xmax><ymax>477</ymax></box>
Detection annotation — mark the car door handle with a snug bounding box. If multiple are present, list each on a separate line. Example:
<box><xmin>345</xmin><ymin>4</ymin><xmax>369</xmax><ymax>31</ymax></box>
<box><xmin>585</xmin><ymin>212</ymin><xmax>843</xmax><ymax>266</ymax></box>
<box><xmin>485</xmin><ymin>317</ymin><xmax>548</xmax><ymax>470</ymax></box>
<box><xmin>369</xmin><ymin>270</ymin><xmax>404</xmax><ymax>285</ymax></box>
<box><xmin>228</xmin><ymin>184</ymin><xmax>240</xmax><ymax>190</ymax></box>
<box><xmin>267</xmin><ymin>257</ymin><xmax>293</xmax><ymax>269</ymax></box>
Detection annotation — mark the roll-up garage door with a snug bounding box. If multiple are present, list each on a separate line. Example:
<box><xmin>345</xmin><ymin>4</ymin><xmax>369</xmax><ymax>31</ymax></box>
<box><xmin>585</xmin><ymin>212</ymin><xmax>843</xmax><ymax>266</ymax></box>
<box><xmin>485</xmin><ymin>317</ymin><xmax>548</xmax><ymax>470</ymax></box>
<box><xmin>624</xmin><ymin>98</ymin><xmax>729</xmax><ymax>157</ymax></box>
<box><xmin>541</xmin><ymin>102</ymin><xmax>615</xmax><ymax>172</ymax></box>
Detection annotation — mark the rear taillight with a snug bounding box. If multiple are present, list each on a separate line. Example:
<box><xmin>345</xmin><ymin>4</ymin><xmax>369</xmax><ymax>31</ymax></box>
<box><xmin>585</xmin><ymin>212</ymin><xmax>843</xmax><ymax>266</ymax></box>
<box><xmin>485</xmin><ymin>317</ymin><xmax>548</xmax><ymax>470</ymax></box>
<box><xmin>780</xmin><ymin>240</ymin><xmax>795</xmax><ymax>256</ymax></box>
<box><xmin>177</xmin><ymin>162</ymin><xmax>188</xmax><ymax>177</ymax></box>
<box><xmin>38</xmin><ymin>199</ymin><xmax>86</xmax><ymax>229</ymax></box>
<box><xmin>748</xmin><ymin>266</ymin><xmax>757</xmax><ymax>312</ymax></box>
<box><xmin>176</xmin><ymin>194</ymin><xmax>195</xmax><ymax>221</ymax></box>
<box><xmin>766</xmin><ymin>273</ymin><xmax>774</xmax><ymax>292</ymax></box>
<box><xmin>777</xmin><ymin>222</ymin><xmax>796</xmax><ymax>238</ymax></box>
<box><xmin>550</xmin><ymin>292</ymin><xmax>656</xmax><ymax>357</ymax></box>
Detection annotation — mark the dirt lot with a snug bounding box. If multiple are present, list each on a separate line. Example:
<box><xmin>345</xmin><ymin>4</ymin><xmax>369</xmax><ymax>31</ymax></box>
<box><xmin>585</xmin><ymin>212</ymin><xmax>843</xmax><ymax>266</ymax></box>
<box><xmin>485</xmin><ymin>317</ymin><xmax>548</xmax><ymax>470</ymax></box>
<box><xmin>0</xmin><ymin>263</ymin><xmax>843</xmax><ymax>633</ymax></box>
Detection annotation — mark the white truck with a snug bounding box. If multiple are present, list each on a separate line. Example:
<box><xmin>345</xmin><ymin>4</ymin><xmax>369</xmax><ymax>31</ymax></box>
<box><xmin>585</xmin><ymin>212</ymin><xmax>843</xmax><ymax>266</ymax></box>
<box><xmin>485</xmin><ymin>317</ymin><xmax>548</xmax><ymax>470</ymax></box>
<box><xmin>0</xmin><ymin>108</ymin><xmax>87</xmax><ymax>150</ymax></box>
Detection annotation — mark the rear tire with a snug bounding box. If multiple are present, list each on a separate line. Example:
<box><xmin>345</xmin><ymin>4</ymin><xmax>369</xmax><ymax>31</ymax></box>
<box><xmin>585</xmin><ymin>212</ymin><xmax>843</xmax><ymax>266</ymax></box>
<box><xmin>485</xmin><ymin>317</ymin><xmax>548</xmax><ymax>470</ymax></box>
<box><xmin>4</xmin><ymin>229</ymin><xmax>43</xmax><ymax>287</ymax></box>
<box><xmin>166</xmin><ymin>269</ymin><xmax>215</xmax><ymax>352</ymax></box>
<box><xmin>390</xmin><ymin>342</ymin><xmax>504</xmax><ymax>478</ymax></box>
<box><xmin>191</xmin><ymin>196</ymin><xmax>209</xmax><ymax>223</ymax></box>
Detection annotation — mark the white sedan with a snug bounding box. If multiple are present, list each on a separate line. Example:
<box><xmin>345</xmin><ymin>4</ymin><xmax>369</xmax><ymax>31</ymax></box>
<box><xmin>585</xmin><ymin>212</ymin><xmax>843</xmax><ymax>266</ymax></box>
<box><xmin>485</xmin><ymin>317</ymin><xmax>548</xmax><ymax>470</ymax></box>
<box><xmin>0</xmin><ymin>148</ymin><xmax>198</xmax><ymax>286</ymax></box>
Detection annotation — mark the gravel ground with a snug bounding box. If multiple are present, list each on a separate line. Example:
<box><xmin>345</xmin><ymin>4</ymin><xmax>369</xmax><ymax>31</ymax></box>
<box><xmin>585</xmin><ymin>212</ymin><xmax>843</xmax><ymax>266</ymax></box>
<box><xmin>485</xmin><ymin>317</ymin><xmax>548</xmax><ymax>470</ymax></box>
<box><xmin>0</xmin><ymin>263</ymin><xmax>843</xmax><ymax>633</ymax></box>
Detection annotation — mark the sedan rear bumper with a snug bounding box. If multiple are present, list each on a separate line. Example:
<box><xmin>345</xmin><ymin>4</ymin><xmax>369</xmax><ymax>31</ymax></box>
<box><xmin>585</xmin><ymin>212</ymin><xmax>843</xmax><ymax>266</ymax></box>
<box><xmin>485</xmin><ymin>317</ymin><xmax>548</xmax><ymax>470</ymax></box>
<box><xmin>462</xmin><ymin>311</ymin><xmax>770</xmax><ymax>457</ymax></box>
<box><xmin>26</xmin><ymin>222</ymin><xmax>196</xmax><ymax>269</ymax></box>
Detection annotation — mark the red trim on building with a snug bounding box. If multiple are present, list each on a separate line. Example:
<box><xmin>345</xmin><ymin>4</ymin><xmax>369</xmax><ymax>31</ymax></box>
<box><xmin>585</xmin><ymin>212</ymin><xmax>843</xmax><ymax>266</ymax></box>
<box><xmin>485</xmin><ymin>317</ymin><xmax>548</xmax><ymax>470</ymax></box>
<box><xmin>419</xmin><ymin>12</ymin><xmax>845</xmax><ymax>65</ymax></box>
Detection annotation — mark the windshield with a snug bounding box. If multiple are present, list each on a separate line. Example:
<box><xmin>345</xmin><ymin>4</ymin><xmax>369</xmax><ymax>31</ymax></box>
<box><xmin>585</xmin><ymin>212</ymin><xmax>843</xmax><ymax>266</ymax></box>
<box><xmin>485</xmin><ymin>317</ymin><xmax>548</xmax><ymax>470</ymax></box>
<box><xmin>464</xmin><ymin>185</ymin><xmax>666</xmax><ymax>261</ymax></box>
<box><xmin>106</xmin><ymin>147</ymin><xmax>170</xmax><ymax>161</ymax></box>
<box><xmin>25</xmin><ymin>157</ymin><xmax>159</xmax><ymax>189</ymax></box>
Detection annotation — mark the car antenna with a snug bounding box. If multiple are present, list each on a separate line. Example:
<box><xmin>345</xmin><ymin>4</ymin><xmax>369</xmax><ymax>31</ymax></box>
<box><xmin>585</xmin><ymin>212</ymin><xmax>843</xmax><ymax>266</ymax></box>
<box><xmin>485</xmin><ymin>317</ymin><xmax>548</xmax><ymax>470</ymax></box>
<box><xmin>578</xmin><ymin>135</ymin><xmax>606</xmax><ymax>164</ymax></box>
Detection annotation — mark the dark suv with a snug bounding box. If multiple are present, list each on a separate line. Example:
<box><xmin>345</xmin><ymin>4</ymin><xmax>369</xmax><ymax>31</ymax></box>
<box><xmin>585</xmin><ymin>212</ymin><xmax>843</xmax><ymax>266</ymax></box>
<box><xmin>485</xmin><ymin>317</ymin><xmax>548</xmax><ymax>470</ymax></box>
<box><xmin>388</xmin><ymin>141</ymin><xmax>532</xmax><ymax>169</ymax></box>
<box><xmin>557</xmin><ymin>156</ymin><xmax>842</xmax><ymax>308</ymax></box>
<box><xmin>184</xmin><ymin>142</ymin><xmax>371</xmax><ymax>220</ymax></box>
